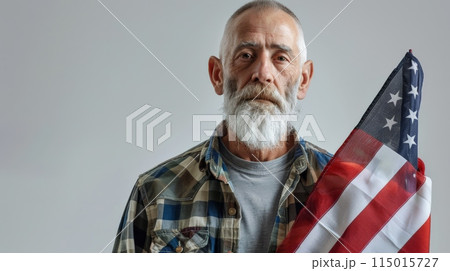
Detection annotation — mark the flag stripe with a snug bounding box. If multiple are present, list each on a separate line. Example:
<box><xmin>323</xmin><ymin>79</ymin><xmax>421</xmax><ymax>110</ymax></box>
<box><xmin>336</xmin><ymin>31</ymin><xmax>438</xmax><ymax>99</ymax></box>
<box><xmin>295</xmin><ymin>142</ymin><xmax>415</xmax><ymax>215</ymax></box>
<box><xmin>399</xmin><ymin>216</ymin><xmax>431</xmax><ymax>253</ymax></box>
<box><xmin>330</xmin><ymin>162</ymin><xmax>425</xmax><ymax>252</ymax></box>
<box><xmin>362</xmin><ymin>176</ymin><xmax>431</xmax><ymax>252</ymax></box>
<box><xmin>296</xmin><ymin>141</ymin><xmax>406</xmax><ymax>252</ymax></box>
<box><xmin>277</xmin><ymin>129</ymin><xmax>382</xmax><ymax>252</ymax></box>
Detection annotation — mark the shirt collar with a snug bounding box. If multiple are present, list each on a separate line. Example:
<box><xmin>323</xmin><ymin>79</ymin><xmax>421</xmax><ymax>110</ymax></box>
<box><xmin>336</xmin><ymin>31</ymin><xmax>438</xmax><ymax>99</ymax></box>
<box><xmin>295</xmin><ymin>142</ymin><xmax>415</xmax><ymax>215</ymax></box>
<box><xmin>199</xmin><ymin>121</ymin><xmax>309</xmax><ymax>183</ymax></box>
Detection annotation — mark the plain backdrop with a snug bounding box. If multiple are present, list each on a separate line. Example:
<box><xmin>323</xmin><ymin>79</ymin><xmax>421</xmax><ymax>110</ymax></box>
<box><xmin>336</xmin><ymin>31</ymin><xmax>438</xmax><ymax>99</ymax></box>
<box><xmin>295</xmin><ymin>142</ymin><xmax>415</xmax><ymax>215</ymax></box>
<box><xmin>0</xmin><ymin>0</ymin><xmax>448</xmax><ymax>252</ymax></box>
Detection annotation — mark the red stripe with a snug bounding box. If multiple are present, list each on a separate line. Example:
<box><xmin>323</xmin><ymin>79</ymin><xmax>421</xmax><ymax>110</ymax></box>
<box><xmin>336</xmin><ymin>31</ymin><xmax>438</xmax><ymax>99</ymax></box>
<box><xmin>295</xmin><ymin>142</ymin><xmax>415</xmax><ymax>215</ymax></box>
<box><xmin>399</xmin><ymin>216</ymin><xmax>431</xmax><ymax>253</ymax></box>
<box><xmin>277</xmin><ymin>129</ymin><xmax>382</xmax><ymax>252</ymax></box>
<box><xmin>330</xmin><ymin>162</ymin><xmax>426</xmax><ymax>252</ymax></box>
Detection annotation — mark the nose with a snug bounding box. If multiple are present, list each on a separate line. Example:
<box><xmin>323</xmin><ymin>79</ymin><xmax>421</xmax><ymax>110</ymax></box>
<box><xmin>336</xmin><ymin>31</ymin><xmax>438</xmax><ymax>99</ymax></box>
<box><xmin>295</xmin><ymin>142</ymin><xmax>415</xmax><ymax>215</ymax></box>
<box><xmin>251</xmin><ymin>53</ymin><xmax>274</xmax><ymax>84</ymax></box>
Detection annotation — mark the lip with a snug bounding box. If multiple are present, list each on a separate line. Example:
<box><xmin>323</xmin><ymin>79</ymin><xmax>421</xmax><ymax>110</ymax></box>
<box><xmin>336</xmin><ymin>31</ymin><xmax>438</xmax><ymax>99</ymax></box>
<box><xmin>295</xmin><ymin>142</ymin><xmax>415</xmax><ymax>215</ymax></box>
<box><xmin>248</xmin><ymin>96</ymin><xmax>271</xmax><ymax>101</ymax></box>
<box><xmin>247</xmin><ymin>97</ymin><xmax>277</xmax><ymax>105</ymax></box>
<box><xmin>252</xmin><ymin>98</ymin><xmax>273</xmax><ymax>104</ymax></box>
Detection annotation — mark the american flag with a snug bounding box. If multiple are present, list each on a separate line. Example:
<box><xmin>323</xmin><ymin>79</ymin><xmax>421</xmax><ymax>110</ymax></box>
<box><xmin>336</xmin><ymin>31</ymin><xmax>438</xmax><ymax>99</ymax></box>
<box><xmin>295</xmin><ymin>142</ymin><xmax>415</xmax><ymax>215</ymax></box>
<box><xmin>277</xmin><ymin>51</ymin><xmax>431</xmax><ymax>253</ymax></box>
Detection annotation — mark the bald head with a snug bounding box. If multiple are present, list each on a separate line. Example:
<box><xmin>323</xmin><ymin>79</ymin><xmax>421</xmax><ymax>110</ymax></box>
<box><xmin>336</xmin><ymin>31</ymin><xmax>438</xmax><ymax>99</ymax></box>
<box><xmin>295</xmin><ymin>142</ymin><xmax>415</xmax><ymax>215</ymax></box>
<box><xmin>208</xmin><ymin>0</ymin><xmax>314</xmax><ymax>107</ymax></box>
<box><xmin>219</xmin><ymin>0</ymin><xmax>307</xmax><ymax>66</ymax></box>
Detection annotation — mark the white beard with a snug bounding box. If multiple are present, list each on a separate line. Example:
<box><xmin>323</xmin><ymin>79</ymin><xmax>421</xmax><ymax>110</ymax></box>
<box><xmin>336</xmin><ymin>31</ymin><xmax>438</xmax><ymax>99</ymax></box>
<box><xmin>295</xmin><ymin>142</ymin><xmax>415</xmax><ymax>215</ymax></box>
<box><xmin>223</xmin><ymin>79</ymin><xmax>299</xmax><ymax>150</ymax></box>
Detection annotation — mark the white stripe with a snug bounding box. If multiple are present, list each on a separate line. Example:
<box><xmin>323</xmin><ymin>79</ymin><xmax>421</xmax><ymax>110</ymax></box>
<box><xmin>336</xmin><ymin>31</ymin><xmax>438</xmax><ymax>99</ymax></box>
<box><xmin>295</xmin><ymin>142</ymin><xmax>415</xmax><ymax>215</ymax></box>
<box><xmin>362</xmin><ymin>176</ymin><xmax>432</xmax><ymax>252</ymax></box>
<box><xmin>296</xmin><ymin>145</ymin><xmax>406</xmax><ymax>252</ymax></box>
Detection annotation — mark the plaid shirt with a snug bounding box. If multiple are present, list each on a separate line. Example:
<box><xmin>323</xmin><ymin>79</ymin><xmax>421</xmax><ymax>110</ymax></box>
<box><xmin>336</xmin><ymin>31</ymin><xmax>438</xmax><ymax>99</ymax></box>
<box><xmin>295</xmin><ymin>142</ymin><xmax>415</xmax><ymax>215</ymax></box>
<box><xmin>113</xmin><ymin>125</ymin><xmax>332</xmax><ymax>253</ymax></box>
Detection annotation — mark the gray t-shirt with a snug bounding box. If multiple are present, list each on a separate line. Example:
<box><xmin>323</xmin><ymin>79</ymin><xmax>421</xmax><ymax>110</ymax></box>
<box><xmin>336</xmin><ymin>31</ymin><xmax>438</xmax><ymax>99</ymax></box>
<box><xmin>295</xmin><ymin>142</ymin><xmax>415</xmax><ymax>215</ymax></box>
<box><xmin>218</xmin><ymin>138</ymin><xmax>296</xmax><ymax>252</ymax></box>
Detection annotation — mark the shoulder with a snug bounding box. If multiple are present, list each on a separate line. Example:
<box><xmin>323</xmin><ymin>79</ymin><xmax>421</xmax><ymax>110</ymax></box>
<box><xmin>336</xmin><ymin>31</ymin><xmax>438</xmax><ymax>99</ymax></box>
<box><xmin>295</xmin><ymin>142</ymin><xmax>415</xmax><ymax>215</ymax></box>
<box><xmin>299</xmin><ymin>139</ymin><xmax>333</xmax><ymax>170</ymax></box>
<box><xmin>134</xmin><ymin>140</ymin><xmax>210</xmax><ymax>204</ymax></box>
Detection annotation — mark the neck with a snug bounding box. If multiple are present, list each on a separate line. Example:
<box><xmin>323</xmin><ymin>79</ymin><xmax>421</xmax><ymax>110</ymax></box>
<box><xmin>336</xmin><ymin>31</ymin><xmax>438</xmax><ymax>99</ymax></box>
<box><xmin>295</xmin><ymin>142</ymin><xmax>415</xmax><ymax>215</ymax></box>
<box><xmin>221</xmin><ymin>128</ymin><xmax>296</xmax><ymax>162</ymax></box>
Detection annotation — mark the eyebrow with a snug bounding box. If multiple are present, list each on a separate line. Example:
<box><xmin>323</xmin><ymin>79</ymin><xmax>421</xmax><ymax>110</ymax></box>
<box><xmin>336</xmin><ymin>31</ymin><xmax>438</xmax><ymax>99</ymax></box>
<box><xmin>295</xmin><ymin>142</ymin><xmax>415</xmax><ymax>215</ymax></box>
<box><xmin>233</xmin><ymin>41</ymin><xmax>258</xmax><ymax>55</ymax></box>
<box><xmin>270</xmin><ymin>44</ymin><xmax>293</xmax><ymax>54</ymax></box>
<box><xmin>233</xmin><ymin>41</ymin><xmax>293</xmax><ymax>56</ymax></box>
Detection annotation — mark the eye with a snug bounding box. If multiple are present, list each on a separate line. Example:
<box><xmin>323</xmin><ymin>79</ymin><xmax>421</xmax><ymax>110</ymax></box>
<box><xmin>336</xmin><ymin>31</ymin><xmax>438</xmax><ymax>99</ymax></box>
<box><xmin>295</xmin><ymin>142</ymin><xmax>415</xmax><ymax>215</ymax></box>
<box><xmin>240</xmin><ymin>52</ymin><xmax>253</xmax><ymax>60</ymax></box>
<box><xmin>276</xmin><ymin>55</ymin><xmax>288</xmax><ymax>62</ymax></box>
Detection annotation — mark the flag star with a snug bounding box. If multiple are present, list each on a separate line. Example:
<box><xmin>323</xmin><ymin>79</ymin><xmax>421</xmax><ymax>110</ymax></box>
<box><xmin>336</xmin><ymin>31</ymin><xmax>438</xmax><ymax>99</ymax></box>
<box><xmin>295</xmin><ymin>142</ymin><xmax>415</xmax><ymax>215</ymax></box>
<box><xmin>387</xmin><ymin>91</ymin><xmax>402</xmax><ymax>106</ymax></box>
<box><xmin>406</xmin><ymin>109</ymin><xmax>418</xmax><ymax>124</ymax></box>
<box><xmin>408</xmin><ymin>60</ymin><xmax>418</xmax><ymax>75</ymax></box>
<box><xmin>409</xmin><ymin>84</ymin><xmax>419</xmax><ymax>99</ymax></box>
<box><xmin>404</xmin><ymin>134</ymin><xmax>416</xmax><ymax>149</ymax></box>
<box><xmin>383</xmin><ymin>115</ymin><xmax>397</xmax><ymax>131</ymax></box>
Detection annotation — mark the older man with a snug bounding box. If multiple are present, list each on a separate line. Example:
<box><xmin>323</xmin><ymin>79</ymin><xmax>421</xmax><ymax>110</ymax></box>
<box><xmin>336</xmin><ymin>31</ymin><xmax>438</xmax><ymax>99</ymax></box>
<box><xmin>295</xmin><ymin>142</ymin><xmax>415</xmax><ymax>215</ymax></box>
<box><xmin>113</xmin><ymin>0</ymin><xmax>332</xmax><ymax>253</ymax></box>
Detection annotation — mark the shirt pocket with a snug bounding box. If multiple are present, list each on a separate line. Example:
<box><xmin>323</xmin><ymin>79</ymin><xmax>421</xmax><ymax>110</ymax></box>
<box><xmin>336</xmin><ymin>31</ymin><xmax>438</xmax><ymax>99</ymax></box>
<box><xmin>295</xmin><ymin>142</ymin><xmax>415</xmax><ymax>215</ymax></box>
<box><xmin>150</xmin><ymin>227</ymin><xmax>209</xmax><ymax>253</ymax></box>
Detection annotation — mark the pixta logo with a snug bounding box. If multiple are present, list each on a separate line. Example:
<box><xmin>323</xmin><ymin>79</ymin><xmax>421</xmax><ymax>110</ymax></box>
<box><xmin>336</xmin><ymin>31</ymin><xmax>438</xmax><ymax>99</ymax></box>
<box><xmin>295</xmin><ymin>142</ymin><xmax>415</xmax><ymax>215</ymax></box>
<box><xmin>126</xmin><ymin>104</ymin><xmax>172</xmax><ymax>151</ymax></box>
<box><xmin>192</xmin><ymin>114</ymin><xmax>326</xmax><ymax>142</ymax></box>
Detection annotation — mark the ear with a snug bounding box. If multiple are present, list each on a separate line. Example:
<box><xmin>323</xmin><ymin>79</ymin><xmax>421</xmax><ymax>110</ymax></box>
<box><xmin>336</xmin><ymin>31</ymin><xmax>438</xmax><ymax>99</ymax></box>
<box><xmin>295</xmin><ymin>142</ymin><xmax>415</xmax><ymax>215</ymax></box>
<box><xmin>208</xmin><ymin>56</ymin><xmax>224</xmax><ymax>95</ymax></box>
<box><xmin>297</xmin><ymin>60</ymin><xmax>314</xmax><ymax>100</ymax></box>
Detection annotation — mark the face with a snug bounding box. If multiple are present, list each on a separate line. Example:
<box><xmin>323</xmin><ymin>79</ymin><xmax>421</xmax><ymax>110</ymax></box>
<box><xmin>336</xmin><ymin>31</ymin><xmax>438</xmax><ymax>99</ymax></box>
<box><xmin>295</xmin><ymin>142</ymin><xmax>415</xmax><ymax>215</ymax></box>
<box><xmin>224</xmin><ymin>8</ymin><xmax>303</xmax><ymax>100</ymax></box>
<box><xmin>208</xmin><ymin>7</ymin><xmax>313</xmax><ymax>150</ymax></box>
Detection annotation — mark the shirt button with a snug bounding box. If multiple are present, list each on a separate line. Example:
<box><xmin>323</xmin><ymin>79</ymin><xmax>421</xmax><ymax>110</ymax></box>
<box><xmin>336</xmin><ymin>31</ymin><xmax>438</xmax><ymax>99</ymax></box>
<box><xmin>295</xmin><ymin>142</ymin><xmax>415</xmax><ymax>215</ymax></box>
<box><xmin>175</xmin><ymin>246</ymin><xmax>183</xmax><ymax>253</ymax></box>
<box><xmin>228</xmin><ymin>207</ymin><xmax>237</xmax><ymax>216</ymax></box>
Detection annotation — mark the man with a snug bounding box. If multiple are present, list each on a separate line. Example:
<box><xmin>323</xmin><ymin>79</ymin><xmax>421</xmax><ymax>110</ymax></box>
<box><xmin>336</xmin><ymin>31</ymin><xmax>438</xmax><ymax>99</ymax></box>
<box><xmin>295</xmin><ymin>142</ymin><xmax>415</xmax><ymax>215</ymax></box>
<box><xmin>113</xmin><ymin>0</ymin><xmax>332</xmax><ymax>253</ymax></box>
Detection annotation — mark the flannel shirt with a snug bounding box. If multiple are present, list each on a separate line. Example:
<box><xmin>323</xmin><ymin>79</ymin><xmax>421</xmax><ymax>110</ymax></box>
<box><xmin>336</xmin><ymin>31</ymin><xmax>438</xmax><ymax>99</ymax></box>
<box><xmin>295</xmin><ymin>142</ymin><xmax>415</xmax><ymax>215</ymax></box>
<box><xmin>113</xmin><ymin>124</ymin><xmax>332</xmax><ymax>253</ymax></box>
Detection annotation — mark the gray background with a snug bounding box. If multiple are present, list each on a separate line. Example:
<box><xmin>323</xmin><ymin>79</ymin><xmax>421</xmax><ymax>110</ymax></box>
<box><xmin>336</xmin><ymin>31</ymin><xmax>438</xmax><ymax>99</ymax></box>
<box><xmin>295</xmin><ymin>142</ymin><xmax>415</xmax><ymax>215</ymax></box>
<box><xmin>0</xmin><ymin>0</ymin><xmax>448</xmax><ymax>252</ymax></box>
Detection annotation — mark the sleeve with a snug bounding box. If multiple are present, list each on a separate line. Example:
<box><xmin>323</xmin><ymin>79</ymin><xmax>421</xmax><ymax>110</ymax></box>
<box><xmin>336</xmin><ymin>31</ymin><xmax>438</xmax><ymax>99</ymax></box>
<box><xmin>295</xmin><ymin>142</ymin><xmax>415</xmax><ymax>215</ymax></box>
<box><xmin>112</xmin><ymin>184</ymin><xmax>151</xmax><ymax>253</ymax></box>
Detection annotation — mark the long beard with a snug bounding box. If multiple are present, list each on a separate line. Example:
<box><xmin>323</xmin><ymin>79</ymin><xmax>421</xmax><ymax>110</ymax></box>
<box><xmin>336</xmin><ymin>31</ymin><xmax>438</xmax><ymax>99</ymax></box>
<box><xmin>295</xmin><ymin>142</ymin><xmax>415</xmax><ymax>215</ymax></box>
<box><xmin>223</xmin><ymin>79</ymin><xmax>299</xmax><ymax>150</ymax></box>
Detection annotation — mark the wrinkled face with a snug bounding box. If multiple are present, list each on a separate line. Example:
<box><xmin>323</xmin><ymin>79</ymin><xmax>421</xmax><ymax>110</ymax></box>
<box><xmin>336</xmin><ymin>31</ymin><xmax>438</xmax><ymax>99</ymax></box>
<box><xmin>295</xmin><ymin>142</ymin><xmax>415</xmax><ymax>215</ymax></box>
<box><xmin>223</xmin><ymin>8</ymin><xmax>303</xmax><ymax>101</ymax></box>
<box><xmin>221</xmin><ymin>8</ymin><xmax>303</xmax><ymax>150</ymax></box>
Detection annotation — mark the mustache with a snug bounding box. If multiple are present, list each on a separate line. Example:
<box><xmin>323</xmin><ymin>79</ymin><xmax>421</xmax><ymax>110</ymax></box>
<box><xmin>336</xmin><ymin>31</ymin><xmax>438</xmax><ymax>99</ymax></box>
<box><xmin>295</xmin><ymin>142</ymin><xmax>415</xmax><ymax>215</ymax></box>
<box><xmin>232</xmin><ymin>83</ymin><xmax>284</xmax><ymax>109</ymax></box>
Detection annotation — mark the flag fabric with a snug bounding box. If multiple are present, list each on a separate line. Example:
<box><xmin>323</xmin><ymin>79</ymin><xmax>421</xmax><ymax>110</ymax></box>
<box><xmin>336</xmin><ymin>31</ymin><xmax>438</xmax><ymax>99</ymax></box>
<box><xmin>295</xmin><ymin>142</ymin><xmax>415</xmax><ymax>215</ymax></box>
<box><xmin>277</xmin><ymin>51</ymin><xmax>431</xmax><ymax>253</ymax></box>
